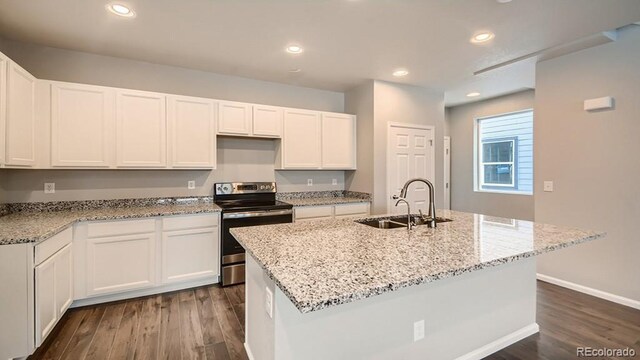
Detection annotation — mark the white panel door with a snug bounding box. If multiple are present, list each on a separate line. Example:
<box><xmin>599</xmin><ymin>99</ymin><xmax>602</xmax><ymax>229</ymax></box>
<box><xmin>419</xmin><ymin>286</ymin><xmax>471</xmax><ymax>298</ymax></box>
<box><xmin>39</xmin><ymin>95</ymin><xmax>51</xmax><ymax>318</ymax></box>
<box><xmin>86</xmin><ymin>233</ymin><xmax>156</xmax><ymax>296</ymax></box>
<box><xmin>444</xmin><ymin>136</ymin><xmax>451</xmax><ymax>210</ymax></box>
<box><xmin>388</xmin><ymin>125</ymin><xmax>434</xmax><ymax>214</ymax></box>
<box><xmin>5</xmin><ymin>61</ymin><xmax>36</xmax><ymax>166</ymax></box>
<box><xmin>321</xmin><ymin>113</ymin><xmax>356</xmax><ymax>169</ymax></box>
<box><xmin>252</xmin><ymin>105</ymin><xmax>282</xmax><ymax>137</ymax></box>
<box><xmin>116</xmin><ymin>90</ymin><xmax>166</xmax><ymax>167</ymax></box>
<box><xmin>218</xmin><ymin>101</ymin><xmax>251</xmax><ymax>135</ymax></box>
<box><xmin>51</xmin><ymin>82</ymin><xmax>114</xmax><ymax>167</ymax></box>
<box><xmin>35</xmin><ymin>254</ymin><xmax>57</xmax><ymax>346</ymax></box>
<box><xmin>282</xmin><ymin>109</ymin><xmax>321</xmax><ymax>169</ymax></box>
<box><xmin>0</xmin><ymin>53</ymin><xmax>7</xmax><ymax>165</ymax></box>
<box><xmin>161</xmin><ymin>227</ymin><xmax>219</xmax><ymax>283</ymax></box>
<box><xmin>168</xmin><ymin>95</ymin><xmax>217</xmax><ymax>168</ymax></box>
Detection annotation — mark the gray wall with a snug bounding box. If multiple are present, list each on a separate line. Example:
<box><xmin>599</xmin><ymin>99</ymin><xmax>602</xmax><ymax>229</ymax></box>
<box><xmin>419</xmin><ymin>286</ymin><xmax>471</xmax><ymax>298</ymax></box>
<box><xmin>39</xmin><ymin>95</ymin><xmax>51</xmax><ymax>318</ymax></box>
<box><xmin>535</xmin><ymin>26</ymin><xmax>640</xmax><ymax>303</ymax></box>
<box><xmin>446</xmin><ymin>90</ymin><xmax>535</xmax><ymax>220</ymax></box>
<box><xmin>344</xmin><ymin>81</ymin><xmax>445</xmax><ymax>215</ymax></box>
<box><xmin>0</xmin><ymin>38</ymin><xmax>347</xmax><ymax>202</ymax></box>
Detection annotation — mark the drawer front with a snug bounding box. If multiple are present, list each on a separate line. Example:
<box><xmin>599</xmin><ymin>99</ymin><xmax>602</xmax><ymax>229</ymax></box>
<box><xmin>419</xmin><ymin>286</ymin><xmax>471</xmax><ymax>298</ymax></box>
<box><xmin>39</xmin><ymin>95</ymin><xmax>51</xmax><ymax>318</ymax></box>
<box><xmin>334</xmin><ymin>202</ymin><xmax>369</xmax><ymax>216</ymax></box>
<box><xmin>35</xmin><ymin>227</ymin><xmax>72</xmax><ymax>265</ymax></box>
<box><xmin>295</xmin><ymin>205</ymin><xmax>333</xmax><ymax>220</ymax></box>
<box><xmin>87</xmin><ymin>218</ymin><xmax>156</xmax><ymax>238</ymax></box>
<box><xmin>162</xmin><ymin>213</ymin><xmax>219</xmax><ymax>231</ymax></box>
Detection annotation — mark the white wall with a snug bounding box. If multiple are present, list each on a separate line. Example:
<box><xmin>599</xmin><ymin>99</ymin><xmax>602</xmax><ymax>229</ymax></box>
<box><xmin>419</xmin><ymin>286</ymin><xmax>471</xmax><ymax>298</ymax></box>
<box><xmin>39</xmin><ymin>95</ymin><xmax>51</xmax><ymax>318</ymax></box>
<box><xmin>535</xmin><ymin>26</ymin><xmax>640</xmax><ymax>303</ymax></box>
<box><xmin>344</xmin><ymin>81</ymin><xmax>374</xmax><ymax>195</ymax></box>
<box><xmin>0</xmin><ymin>38</ymin><xmax>347</xmax><ymax>202</ymax></box>
<box><xmin>446</xmin><ymin>90</ymin><xmax>535</xmax><ymax>220</ymax></box>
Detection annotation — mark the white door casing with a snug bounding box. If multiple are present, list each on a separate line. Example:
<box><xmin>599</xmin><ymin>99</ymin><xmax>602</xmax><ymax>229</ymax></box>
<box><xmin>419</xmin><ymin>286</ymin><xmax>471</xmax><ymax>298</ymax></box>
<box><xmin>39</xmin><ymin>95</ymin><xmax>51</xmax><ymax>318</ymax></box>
<box><xmin>387</xmin><ymin>123</ymin><xmax>435</xmax><ymax>214</ymax></box>
<box><xmin>444</xmin><ymin>136</ymin><xmax>451</xmax><ymax>210</ymax></box>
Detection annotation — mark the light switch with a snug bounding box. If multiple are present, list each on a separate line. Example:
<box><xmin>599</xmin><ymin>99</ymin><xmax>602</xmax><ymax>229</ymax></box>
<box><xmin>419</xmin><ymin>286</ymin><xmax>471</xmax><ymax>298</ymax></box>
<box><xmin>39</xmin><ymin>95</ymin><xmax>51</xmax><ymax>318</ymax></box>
<box><xmin>543</xmin><ymin>181</ymin><xmax>554</xmax><ymax>192</ymax></box>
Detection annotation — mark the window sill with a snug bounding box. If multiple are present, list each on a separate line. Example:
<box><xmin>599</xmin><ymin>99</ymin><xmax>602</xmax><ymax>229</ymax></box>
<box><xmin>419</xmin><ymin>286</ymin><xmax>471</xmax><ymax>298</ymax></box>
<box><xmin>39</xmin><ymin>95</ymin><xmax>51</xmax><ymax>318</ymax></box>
<box><xmin>474</xmin><ymin>189</ymin><xmax>533</xmax><ymax>196</ymax></box>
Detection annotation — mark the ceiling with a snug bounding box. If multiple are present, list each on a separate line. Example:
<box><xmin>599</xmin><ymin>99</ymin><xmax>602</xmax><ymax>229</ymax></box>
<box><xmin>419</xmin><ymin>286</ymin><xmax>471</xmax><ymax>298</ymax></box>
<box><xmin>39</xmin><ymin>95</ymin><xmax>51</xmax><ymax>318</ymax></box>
<box><xmin>0</xmin><ymin>0</ymin><xmax>639</xmax><ymax>106</ymax></box>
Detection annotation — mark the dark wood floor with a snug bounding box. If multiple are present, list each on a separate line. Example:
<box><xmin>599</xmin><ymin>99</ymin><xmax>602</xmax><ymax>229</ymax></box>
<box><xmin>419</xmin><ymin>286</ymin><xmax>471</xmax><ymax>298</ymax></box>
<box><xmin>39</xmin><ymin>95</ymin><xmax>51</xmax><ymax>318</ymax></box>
<box><xmin>31</xmin><ymin>281</ymin><xmax>639</xmax><ymax>360</ymax></box>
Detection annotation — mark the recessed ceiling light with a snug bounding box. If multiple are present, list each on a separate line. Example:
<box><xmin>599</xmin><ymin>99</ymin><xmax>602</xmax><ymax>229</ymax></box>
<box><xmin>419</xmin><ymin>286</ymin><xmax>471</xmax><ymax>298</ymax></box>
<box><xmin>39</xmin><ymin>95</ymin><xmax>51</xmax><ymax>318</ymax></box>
<box><xmin>107</xmin><ymin>3</ymin><xmax>135</xmax><ymax>17</ymax></box>
<box><xmin>286</xmin><ymin>45</ymin><xmax>304</xmax><ymax>54</ymax></box>
<box><xmin>466</xmin><ymin>92</ymin><xmax>481</xmax><ymax>97</ymax></box>
<box><xmin>496</xmin><ymin>0</ymin><xmax>512</xmax><ymax>3</ymax></box>
<box><xmin>470</xmin><ymin>32</ymin><xmax>495</xmax><ymax>44</ymax></box>
<box><xmin>392</xmin><ymin>69</ymin><xmax>409</xmax><ymax>77</ymax></box>
<box><xmin>288</xmin><ymin>68</ymin><xmax>302</xmax><ymax>73</ymax></box>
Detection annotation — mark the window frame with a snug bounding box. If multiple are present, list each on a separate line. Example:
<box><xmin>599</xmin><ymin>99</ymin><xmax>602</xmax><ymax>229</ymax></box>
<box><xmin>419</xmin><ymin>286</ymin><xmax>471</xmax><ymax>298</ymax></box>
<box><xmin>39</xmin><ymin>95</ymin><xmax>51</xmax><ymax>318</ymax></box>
<box><xmin>479</xmin><ymin>137</ymin><xmax>517</xmax><ymax>189</ymax></box>
<box><xmin>473</xmin><ymin>109</ymin><xmax>533</xmax><ymax>196</ymax></box>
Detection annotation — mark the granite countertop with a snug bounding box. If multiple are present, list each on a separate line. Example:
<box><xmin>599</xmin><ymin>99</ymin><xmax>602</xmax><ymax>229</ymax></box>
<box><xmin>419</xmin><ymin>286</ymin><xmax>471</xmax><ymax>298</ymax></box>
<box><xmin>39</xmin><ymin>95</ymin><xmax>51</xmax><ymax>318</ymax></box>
<box><xmin>231</xmin><ymin>210</ymin><xmax>604</xmax><ymax>314</ymax></box>
<box><xmin>0</xmin><ymin>203</ymin><xmax>221</xmax><ymax>246</ymax></box>
<box><xmin>281</xmin><ymin>197</ymin><xmax>370</xmax><ymax>207</ymax></box>
<box><xmin>277</xmin><ymin>190</ymin><xmax>371</xmax><ymax>207</ymax></box>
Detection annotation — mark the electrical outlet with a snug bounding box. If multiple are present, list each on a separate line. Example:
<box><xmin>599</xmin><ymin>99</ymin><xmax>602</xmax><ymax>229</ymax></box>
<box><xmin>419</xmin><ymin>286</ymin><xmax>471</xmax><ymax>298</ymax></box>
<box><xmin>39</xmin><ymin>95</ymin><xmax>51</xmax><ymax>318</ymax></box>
<box><xmin>265</xmin><ymin>287</ymin><xmax>274</xmax><ymax>318</ymax></box>
<box><xmin>332</xmin><ymin>178</ymin><xmax>338</xmax><ymax>186</ymax></box>
<box><xmin>413</xmin><ymin>320</ymin><xmax>425</xmax><ymax>342</ymax></box>
<box><xmin>44</xmin><ymin>183</ymin><xmax>55</xmax><ymax>194</ymax></box>
<box><xmin>188</xmin><ymin>180</ymin><xmax>196</xmax><ymax>190</ymax></box>
<box><xmin>307</xmin><ymin>179</ymin><xmax>313</xmax><ymax>186</ymax></box>
<box><xmin>543</xmin><ymin>181</ymin><xmax>554</xmax><ymax>192</ymax></box>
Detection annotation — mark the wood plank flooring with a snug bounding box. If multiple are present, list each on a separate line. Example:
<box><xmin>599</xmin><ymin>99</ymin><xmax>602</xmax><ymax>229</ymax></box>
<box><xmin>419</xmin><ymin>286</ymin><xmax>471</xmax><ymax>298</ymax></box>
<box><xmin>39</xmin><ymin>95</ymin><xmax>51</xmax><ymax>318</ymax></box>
<box><xmin>31</xmin><ymin>281</ymin><xmax>639</xmax><ymax>360</ymax></box>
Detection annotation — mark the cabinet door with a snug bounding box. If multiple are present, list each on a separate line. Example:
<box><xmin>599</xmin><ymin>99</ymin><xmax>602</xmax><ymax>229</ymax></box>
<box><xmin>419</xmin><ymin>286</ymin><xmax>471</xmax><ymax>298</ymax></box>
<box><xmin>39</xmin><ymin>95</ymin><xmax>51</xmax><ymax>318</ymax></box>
<box><xmin>252</xmin><ymin>105</ymin><xmax>282</xmax><ymax>137</ymax></box>
<box><xmin>51</xmin><ymin>82</ymin><xmax>114</xmax><ymax>167</ymax></box>
<box><xmin>0</xmin><ymin>53</ymin><xmax>6</xmax><ymax>165</ymax></box>
<box><xmin>5</xmin><ymin>61</ymin><xmax>36</xmax><ymax>166</ymax></box>
<box><xmin>282</xmin><ymin>109</ymin><xmax>321</xmax><ymax>169</ymax></box>
<box><xmin>35</xmin><ymin>254</ymin><xmax>57</xmax><ymax>346</ymax></box>
<box><xmin>321</xmin><ymin>113</ymin><xmax>356</xmax><ymax>169</ymax></box>
<box><xmin>55</xmin><ymin>244</ymin><xmax>73</xmax><ymax>318</ymax></box>
<box><xmin>85</xmin><ymin>233</ymin><xmax>156</xmax><ymax>296</ymax></box>
<box><xmin>161</xmin><ymin>227</ymin><xmax>219</xmax><ymax>284</ymax></box>
<box><xmin>116</xmin><ymin>90</ymin><xmax>166</xmax><ymax>167</ymax></box>
<box><xmin>218</xmin><ymin>101</ymin><xmax>251</xmax><ymax>135</ymax></box>
<box><xmin>168</xmin><ymin>95</ymin><xmax>216</xmax><ymax>168</ymax></box>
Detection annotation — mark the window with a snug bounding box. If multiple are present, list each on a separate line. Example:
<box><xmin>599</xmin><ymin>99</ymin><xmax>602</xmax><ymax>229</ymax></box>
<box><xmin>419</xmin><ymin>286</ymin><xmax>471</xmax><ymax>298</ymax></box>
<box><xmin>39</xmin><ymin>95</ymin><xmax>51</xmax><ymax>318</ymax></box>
<box><xmin>475</xmin><ymin>110</ymin><xmax>533</xmax><ymax>195</ymax></box>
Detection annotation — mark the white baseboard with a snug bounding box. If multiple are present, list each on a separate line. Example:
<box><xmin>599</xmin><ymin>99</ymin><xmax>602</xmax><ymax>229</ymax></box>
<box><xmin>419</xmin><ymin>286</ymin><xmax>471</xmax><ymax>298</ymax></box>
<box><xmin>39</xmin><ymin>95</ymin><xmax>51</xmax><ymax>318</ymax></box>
<box><xmin>244</xmin><ymin>342</ymin><xmax>255</xmax><ymax>360</ymax></box>
<box><xmin>537</xmin><ymin>273</ymin><xmax>640</xmax><ymax>310</ymax></box>
<box><xmin>70</xmin><ymin>276</ymin><xmax>219</xmax><ymax>308</ymax></box>
<box><xmin>455</xmin><ymin>323</ymin><xmax>540</xmax><ymax>360</ymax></box>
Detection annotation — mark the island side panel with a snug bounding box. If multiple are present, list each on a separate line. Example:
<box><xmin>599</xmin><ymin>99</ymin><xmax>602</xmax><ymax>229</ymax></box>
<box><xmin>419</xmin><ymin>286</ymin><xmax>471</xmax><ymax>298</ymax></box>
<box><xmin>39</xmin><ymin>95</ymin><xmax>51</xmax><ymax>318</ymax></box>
<box><xmin>269</xmin><ymin>258</ymin><xmax>538</xmax><ymax>360</ymax></box>
<box><xmin>245</xmin><ymin>254</ymin><xmax>276</xmax><ymax>360</ymax></box>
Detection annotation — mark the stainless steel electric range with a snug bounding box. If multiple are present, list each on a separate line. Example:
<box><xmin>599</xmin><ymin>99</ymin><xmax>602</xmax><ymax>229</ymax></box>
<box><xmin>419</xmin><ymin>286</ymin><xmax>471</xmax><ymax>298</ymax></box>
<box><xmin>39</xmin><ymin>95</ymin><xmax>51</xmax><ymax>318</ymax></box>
<box><xmin>214</xmin><ymin>182</ymin><xmax>293</xmax><ymax>286</ymax></box>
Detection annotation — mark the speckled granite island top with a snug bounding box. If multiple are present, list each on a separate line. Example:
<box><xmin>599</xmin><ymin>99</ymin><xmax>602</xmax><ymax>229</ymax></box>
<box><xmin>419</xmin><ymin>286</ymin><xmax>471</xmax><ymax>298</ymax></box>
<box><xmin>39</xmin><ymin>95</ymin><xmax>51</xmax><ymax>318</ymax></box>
<box><xmin>0</xmin><ymin>202</ymin><xmax>221</xmax><ymax>245</ymax></box>
<box><xmin>231</xmin><ymin>210</ymin><xmax>604</xmax><ymax>313</ymax></box>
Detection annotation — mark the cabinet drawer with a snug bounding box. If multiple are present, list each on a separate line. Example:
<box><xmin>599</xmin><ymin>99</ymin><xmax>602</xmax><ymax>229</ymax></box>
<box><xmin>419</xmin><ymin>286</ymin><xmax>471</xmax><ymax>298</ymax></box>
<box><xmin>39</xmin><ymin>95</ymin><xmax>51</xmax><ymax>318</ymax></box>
<box><xmin>35</xmin><ymin>227</ymin><xmax>72</xmax><ymax>265</ymax></box>
<box><xmin>87</xmin><ymin>218</ymin><xmax>156</xmax><ymax>238</ymax></box>
<box><xmin>334</xmin><ymin>202</ymin><xmax>369</xmax><ymax>216</ymax></box>
<box><xmin>295</xmin><ymin>205</ymin><xmax>333</xmax><ymax>220</ymax></box>
<box><xmin>162</xmin><ymin>213</ymin><xmax>219</xmax><ymax>231</ymax></box>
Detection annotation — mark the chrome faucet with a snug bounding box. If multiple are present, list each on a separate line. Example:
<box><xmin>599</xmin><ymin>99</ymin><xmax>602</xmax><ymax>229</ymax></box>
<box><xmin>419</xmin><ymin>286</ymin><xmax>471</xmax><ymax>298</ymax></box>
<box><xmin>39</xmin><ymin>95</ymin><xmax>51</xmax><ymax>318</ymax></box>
<box><xmin>395</xmin><ymin>178</ymin><xmax>437</xmax><ymax>228</ymax></box>
<box><xmin>394</xmin><ymin>197</ymin><xmax>414</xmax><ymax>230</ymax></box>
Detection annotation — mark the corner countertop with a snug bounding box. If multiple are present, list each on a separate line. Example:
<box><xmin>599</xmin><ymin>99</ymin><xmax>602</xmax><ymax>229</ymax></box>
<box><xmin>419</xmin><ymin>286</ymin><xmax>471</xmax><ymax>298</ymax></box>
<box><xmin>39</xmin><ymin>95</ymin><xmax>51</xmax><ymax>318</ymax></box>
<box><xmin>231</xmin><ymin>210</ymin><xmax>604</xmax><ymax>314</ymax></box>
<box><xmin>0</xmin><ymin>202</ymin><xmax>221</xmax><ymax>246</ymax></box>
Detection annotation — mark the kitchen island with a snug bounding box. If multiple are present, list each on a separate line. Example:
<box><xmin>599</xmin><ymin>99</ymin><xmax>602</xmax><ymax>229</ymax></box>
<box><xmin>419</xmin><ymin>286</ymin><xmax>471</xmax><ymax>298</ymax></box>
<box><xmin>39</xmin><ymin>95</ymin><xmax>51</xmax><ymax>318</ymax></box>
<box><xmin>231</xmin><ymin>210</ymin><xmax>603</xmax><ymax>360</ymax></box>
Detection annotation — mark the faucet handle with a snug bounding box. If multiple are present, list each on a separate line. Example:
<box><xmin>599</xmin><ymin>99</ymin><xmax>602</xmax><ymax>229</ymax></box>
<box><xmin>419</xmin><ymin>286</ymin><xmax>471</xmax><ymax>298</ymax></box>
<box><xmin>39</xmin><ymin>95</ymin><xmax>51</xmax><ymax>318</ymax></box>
<box><xmin>392</xmin><ymin>194</ymin><xmax>400</xmax><ymax>200</ymax></box>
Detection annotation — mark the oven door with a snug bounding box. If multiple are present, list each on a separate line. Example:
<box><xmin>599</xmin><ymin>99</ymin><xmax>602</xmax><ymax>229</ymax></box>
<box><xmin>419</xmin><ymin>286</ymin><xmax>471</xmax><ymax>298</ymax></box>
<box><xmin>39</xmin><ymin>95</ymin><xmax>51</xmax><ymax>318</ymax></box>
<box><xmin>221</xmin><ymin>209</ymin><xmax>293</xmax><ymax>285</ymax></box>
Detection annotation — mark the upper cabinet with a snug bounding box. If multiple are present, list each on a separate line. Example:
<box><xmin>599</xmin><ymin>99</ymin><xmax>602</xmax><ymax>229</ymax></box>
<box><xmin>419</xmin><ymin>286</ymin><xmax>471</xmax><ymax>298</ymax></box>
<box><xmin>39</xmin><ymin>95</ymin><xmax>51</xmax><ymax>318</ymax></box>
<box><xmin>321</xmin><ymin>113</ymin><xmax>356</xmax><ymax>169</ymax></box>
<box><xmin>280</xmin><ymin>109</ymin><xmax>322</xmax><ymax>169</ymax></box>
<box><xmin>51</xmin><ymin>82</ymin><xmax>114</xmax><ymax>167</ymax></box>
<box><xmin>218</xmin><ymin>100</ymin><xmax>251</xmax><ymax>135</ymax></box>
<box><xmin>4</xmin><ymin>61</ymin><xmax>36</xmax><ymax>167</ymax></box>
<box><xmin>116</xmin><ymin>90</ymin><xmax>167</xmax><ymax>168</ymax></box>
<box><xmin>168</xmin><ymin>95</ymin><xmax>217</xmax><ymax>168</ymax></box>
<box><xmin>252</xmin><ymin>105</ymin><xmax>282</xmax><ymax>137</ymax></box>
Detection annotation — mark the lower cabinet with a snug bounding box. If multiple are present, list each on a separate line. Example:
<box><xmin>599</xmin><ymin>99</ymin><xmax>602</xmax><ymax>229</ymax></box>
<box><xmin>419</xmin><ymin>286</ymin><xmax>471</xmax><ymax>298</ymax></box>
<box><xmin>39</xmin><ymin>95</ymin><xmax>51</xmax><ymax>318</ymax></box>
<box><xmin>35</xmin><ymin>243</ymin><xmax>72</xmax><ymax>346</ymax></box>
<box><xmin>294</xmin><ymin>202</ymin><xmax>370</xmax><ymax>222</ymax></box>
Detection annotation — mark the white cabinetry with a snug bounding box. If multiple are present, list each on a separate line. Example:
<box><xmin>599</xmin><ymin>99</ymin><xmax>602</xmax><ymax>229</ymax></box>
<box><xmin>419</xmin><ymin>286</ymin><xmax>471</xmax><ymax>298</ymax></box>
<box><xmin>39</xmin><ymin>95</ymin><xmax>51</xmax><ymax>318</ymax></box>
<box><xmin>34</xmin><ymin>228</ymin><xmax>73</xmax><ymax>346</ymax></box>
<box><xmin>280</xmin><ymin>109</ymin><xmax>322</xmax><ymax>169</ymax></box>
<box><xmin>51</xmin><ymin>82</ymin><xmax>114</xmax><ymax>167</ymax></box>
<box><xmin>5</xmin><ymin>61</ymin><xmax>36</xmax><ymax>167</ymax></box>
<box><xmin>294</xmin><ymin>202</ymin><xmax>370</xmax><ymax>222</ymax></box>
<box><xmin>0</xmin><ymin>52</ymin><xmax>6</xmax><ymax>165</ymax></box>
<box><xmin>161</xmin><ymin>214</ymin><xmax>219</xmax><ymax>283</ymax></box>
<box><xmin>168</xmin><ymin>95</ymin><xmax>217</xmax><ymax>168</ymax></box>
<box><xmin>252</xmin><ymin>105</ymin><xmax>282</xmax><ymax>137</ymax></box>
<box><xmin>218</xmin><ymin>100</ymin><xmax>252</xmax><ymax>135</ymax></box>
<box><xmin>321</xmin><ymin>113</ymin><xmax>356</xmax><ymax>169</ymax></box>
<box><xmin>116</xmin><ymin>90</ymin><xmax>167</xmax><ymax>167</ymax></box>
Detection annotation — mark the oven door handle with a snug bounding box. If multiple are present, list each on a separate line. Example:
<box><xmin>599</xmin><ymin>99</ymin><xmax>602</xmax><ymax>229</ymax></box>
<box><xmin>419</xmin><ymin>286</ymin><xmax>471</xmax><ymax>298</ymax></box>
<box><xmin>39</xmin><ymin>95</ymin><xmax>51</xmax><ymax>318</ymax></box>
<box><xmin>223</xmin><ymin>209</ymin><xmax>293</xmax><ymax>219</ymax></box>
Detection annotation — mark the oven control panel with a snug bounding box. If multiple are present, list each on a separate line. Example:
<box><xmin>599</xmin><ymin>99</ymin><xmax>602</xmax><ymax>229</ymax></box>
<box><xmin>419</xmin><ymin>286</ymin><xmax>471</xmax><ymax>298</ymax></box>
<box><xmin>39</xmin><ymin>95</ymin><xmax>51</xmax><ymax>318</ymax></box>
<box><xmin>215</xmin><ymin>182</ymin><xmax>277</xmax><ymax>195</ymax></box>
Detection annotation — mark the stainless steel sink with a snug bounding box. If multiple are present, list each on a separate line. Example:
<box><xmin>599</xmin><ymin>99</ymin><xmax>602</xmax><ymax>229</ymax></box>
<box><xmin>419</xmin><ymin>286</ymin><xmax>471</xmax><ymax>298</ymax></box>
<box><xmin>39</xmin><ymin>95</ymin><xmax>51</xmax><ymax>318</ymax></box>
<box><xmin>355</xmin><ymin>215</ymin><xmax>453</xmax><ymax>229</ymax></box>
